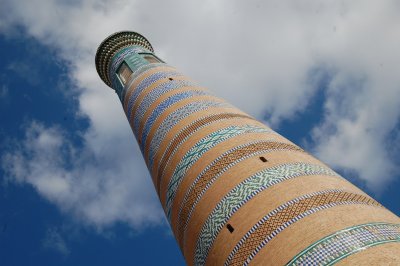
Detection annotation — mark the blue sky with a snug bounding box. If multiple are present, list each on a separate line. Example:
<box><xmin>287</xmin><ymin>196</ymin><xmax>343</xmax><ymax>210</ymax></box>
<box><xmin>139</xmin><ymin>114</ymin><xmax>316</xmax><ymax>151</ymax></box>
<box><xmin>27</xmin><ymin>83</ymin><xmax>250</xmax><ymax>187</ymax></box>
<box><xmin>0</xmin><ymin>1</ymin><xmax>399</xmax><ymax>265</ymax></box>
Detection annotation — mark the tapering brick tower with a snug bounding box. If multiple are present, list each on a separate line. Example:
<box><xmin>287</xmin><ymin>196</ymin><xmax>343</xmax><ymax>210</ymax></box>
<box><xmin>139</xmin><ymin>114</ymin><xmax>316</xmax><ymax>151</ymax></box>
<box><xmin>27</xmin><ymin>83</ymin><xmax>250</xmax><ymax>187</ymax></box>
<box><xmin>95</xmin><ymin>31</ymin><xmax>400</xmax><ymax>265</ymax></box>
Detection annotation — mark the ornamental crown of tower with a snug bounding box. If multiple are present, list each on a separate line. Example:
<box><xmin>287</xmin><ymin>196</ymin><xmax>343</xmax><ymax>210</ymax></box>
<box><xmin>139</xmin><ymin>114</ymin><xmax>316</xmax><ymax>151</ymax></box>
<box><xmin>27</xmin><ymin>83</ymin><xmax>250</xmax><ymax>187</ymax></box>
<box><xmin>95</xmin><ymin>31</ymin><xmax>400</xmax><ymax>266</ymax></box>
<box><xmin>95</xmin><ymin>31</ymin><xmax>154</xmax><ymax>87</ymax></box>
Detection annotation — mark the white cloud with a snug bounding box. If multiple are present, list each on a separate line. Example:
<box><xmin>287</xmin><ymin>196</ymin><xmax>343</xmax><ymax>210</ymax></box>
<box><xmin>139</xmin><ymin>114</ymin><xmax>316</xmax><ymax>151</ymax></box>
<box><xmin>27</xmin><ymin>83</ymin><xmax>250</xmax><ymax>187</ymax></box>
<box><xmin>1</xmin><ymin>0</ymin><xmax>399</xmax><ymax>229</ymax></box>
<box><xmin>42</xmin><ymin>227</ymin><xmax>70</xmax><ymax>256</ymax></box>
<box><xmin>0</xmin><ymin>85</ymin><xmax>8</xmax><ymax>98</ymax></box>
<box><xmin>2</xmin><ymin>122</ymin><xmax>163</xmax><ymax>229</ymax></box>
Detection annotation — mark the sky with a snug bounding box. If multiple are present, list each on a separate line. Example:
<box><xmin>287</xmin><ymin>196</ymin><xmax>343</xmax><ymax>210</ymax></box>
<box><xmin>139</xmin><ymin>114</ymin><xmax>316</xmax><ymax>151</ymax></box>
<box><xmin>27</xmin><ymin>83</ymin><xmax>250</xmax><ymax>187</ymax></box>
<box><xmin>0</xmin><ymin>0</ymin><xmax>399</xmax><ymax>265</ymax></box>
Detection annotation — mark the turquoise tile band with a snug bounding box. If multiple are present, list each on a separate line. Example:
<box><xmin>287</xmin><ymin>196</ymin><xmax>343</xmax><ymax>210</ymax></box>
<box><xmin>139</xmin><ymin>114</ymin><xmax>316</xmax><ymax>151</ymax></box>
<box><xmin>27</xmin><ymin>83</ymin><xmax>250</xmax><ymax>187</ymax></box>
<box><xmin>286</xmin><ymin>222</ymin><xmax>400</xmax><ymax>266</ymax></box>
<box><xmin>164</xmin><ymin>125</ymin><xmax>272</xmax><ymax>220</ymax></box>
<box><xmin>194</xmin><ymin>162</ymin><xmax>339</xmax><ymax>266</ymax></box>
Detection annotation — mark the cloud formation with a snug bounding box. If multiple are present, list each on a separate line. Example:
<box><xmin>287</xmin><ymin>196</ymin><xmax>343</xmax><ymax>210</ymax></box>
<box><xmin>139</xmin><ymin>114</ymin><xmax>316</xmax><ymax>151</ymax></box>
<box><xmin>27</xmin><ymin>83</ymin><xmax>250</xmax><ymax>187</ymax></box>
<box><xmin>2</xmin><ymin>122</ymin><xmax>162</xmax><ymax>228</ymax></box>
<box><xmin>1</xmin><ymin>0</ymin><xmax>399</xmax><ymax>229</ymax></box>
<box><xmin>42</xmin><ymin>227</ymin><xmax>70</xmax><ymax>256</ymax></box>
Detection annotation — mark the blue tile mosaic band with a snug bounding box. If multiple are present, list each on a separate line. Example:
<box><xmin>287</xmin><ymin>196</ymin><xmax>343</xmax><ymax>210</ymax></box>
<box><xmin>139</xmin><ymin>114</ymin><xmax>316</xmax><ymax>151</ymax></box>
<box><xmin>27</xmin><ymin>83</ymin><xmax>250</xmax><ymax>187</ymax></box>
<box><xmin>225</xmin><ymin>190</ymin><xmax>381</xmax><ymax>266</ymax></box>
<box><xmin>121</xmin><ymin>63</ymin><xmax>172</xmax><ymax>102</ymax></box>
<box><xmin>139</xmin><ymin>90</ymin><xmax>212</xmax><ymax>151</ymax></box>
<box><xmin>125</xmin><ymin>71</ymin><xmax>183</xmax><ymax>116</ymax></box>
<box><xmin>153</xmin><ymin>112</ymin><xmax>252</xmax><ymax>181</ymax></box>
<box><xmin>193</xmin><ymin>163</ymin><xmax>339</xmax><ymax>266</ymax></box>
<box><xmin>110</xmin><ymin>46</ymin><xmax>149</xmax><ymax>75</ymax></box>
<box><xmin>110</xmin><ymin>48</ymin><xmax>157</xmax><ymax>98</ymax></box>
<box><xmin>178</xmin><ymin>140</ymin><xmax>304</xmax><ymax>241</ymax></box>
<box><xmin>286</xmin><ymin>222</ymin><xmax>400</xmax><ymax>266</ymax></box>
<box><xmin>164</xmin><ymin>125</ymin><xmax>273</xmax><ymax>220</ymax></box>
<box><xmin>124</xmin><ymin>69</ymin><xmax>180</xmax><ymax>110</ymax></box>
<box><xmin>132</xmin><ymin>80</ymin><xmax>200</xmax><ymax>134</ymax></box>
<box><xmin>110</xmin><ymin>46</ymin><xmax>142</xmax><ymax>71</ymax></box>
<box><xmin>148</xmin><ymin>102</ymin><xmax>234</xmax><ymax>170</ymax></box>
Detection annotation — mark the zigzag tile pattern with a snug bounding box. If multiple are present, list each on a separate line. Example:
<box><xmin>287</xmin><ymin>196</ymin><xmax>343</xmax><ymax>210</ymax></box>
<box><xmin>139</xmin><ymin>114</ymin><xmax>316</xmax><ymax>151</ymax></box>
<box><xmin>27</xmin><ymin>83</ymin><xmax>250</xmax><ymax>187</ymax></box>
<box><xmin>177</xmin><ymin>140</ymin><xmax>304</xmax><ymax>247</ymax></box>
<box><xmin>287</xmin><ymin>222</ymin><xmax>400</xmax><ymax>265</ymax></box>
<box><xmin>139</xmin><ymin>90</ymin><xmax>212</xmax><ymax>151</ymax></box>
<box><xmin>147</xmin><ymin>101</ymin><xmax>234</xmax><ymax>169</ymax></box>
<box><xmin>132</xmin><ymin>79</ymin><xmax>198</xmax><ymax>132</ymax></box>
<box><xmin>164</xmin><ymin>125</ymin><xmax>272</xmax><ymax>219</ymax></box>
<box><xmin>154</xmin><ymin>113</ymin><xmax>254</xmax><ymax>187</ymax></box>
<box><xmin>226</xmin><ymin>189</ymin><xmax>382</xmax><ymax>266</ymax></box>
<box><xmin>110</xmin><ymin>47</ymin><xmax>147</xmax><ymax>74</ymax></box>
<box><xmin>194</xmin><ymin>163</ymin><xmax>339</xmax><ymax>266</ymax></box>
<box><xmin>121</xmin><ymin>64</ymin><xmax>174</xmax><ymax>103</ymax></box>
<box><xmin>125</xmin><ymin>70</ymin><xmax>183</xmax><ymax>116</ymax></box>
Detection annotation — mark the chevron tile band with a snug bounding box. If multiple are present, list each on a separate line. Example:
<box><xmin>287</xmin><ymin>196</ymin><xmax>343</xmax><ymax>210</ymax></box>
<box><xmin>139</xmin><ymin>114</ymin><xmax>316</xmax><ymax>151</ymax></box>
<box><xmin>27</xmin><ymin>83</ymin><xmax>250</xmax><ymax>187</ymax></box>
<box><xmin>125</xmin><ymin>70</ymin><xmax>183</xmax><ymax>114</ymax></box>
<box><xmin>147</xmin><ymin>101</ymin><xmax>234</xmax><ymax>167</ymax></box>
<box><xmin>177</xmin><ymin>141</ymin><xmax>304</xmax><ymax>247</ymax></box>
<box><xmin>139</xmin><ymin>90</ymin><xmax>212</xmax><ymax>151</ymax></box>
<box><xmin>110</xmin><ymin>47</ymin><xmax>147</xmax><ymax>74</ymax></box>
<box><xmin>164</xmin><ymin>125</ymin><xmax>272</xmax><ymax>219</ymax></box>
<box><xmin>121</xmin><ymin>63</ymin><xmax>160</xmax><ymax>102</ymax></box>
<box><xmin>136</xmin><ymin>88</ymin><xmax>208</xmax><ymax>137</ymax></box>
<box><xmin>154</xmin><ymin>113</ymin><xmax>254</xmax><ymax>185</ymax></box>
<box><xmin>286</xmin><ymin>222</ymin><xmax>400</xmax><ymax>266</ymax></box>
<box><xmin>225</xmin><ymin>190</ymin><xmax>382</xmax><ymax>266</ymax></box>
<box><xmin>112</xmin><ymin>60</ymin><xmax>164</xmax><ymax>98</ymax></box>
<box><xmin>121</xmin><ymin>64</ymin><xmax>175</xmax><ymax>103</ymax></box>
<box><xmin>194</xmin><ymin>163</ymin><xmax>339</xmax><ymax>266</ymax></box>
<box><xmin>131</xmin><ymin>79</ymin><xmax>199</xmax><ymax>131</ymax></box>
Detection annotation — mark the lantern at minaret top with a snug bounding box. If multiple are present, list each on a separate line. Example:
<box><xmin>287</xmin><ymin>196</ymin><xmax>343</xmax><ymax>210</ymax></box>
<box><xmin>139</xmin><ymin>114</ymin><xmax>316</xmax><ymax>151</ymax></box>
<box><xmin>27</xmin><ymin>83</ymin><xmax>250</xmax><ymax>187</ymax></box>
<box><xmin>95</xmin><ymin>31</ymin><xmax>400</xmax><ymax>265</ymax></box>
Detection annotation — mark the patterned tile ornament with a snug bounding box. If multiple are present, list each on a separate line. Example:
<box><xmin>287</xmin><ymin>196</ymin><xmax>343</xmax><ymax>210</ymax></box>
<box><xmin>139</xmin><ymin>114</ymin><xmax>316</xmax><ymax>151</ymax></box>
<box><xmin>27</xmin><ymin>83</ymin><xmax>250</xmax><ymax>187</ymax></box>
<box><xmin>110</xmin><ymin>48</ymin><xmax>156</xmax><ymax>96</ymax></box>
<box><xmin>147</xmin><ymin>102</ymin><xmax>236</xmax><ymax>171</ymax></box>
<box><xmin>123</xmin><ymin>65</ymin><xmax>175</xmax><ymax>107</ymax></box>
<box><xmin>125</xmin><ymin>71</ymin><xmax>183</xmax><ymax>117</ymax></box>
<box><xmin>225</xmin><ymin>190</ymin><xmax>382</xmax><ymax>266</ymax></box>
<box><xmin>164</xmin><ymin>125</ymin><xmax>273</xmax><ymax>220</ymax></box>
<box><xmin>286</xmin><ymin>222</ymin><xmax>400</xmax><ymax>266</ymax></box>
<box><xmin>128</xmin><ymin>70</ymin><xmax>188</xmax><ymax>121</ymax></box>
<box><xmin>110</xmin><ymin>46</ymin><xmax>148</xmax><ymax>77</ymax></box>
<box><xmin>177</xmin><ymin>141</ymin><xmax>304</xmax><ymax>247</ymax></box>
<box><xmin>193</xmin><ymin>162</ymin><xmax>339</xmax><ymax>266</ymax></box>
<box><xmin>96</xmin><ymin>31</ymin><xmax>154</xmax><ymax>87</ymax></box>
<box><xmin>139</xmin><ymin>90</ymin><xmax>213</xmax><ymax>151</ymax></box>
<box><xmin>120</xmin><ymin>63</ymin><xmax>170</xmax><ymax>102</ymax></box>
<box><xmin>132</xmin><ymin>80</ymin><xmax>201</xmax><ymax>134</ymax></box>
<box><xmin>154</xmin><ymin>113</ymin><xmax>255</xmax><ymax>186</ymax></box>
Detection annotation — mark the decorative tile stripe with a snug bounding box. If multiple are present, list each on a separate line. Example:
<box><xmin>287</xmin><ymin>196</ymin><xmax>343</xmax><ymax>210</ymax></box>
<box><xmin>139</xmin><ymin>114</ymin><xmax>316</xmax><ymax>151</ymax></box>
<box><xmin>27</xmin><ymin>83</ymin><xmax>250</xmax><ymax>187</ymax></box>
<box><xmin>110</xmin><ymin>47</ymin><xmax>146</xmax><ymax>75</ymax></box>
<box><xmin>124</xmin><ymin>70</ymin><xmax>183</xmax><ymax>114</ymax></box>
<box><xmin>226</xmin><ymin>190</ymin><xmax>382</xmax><ymax>266</ymax></box>
<box><xmin>286</xmin><ymin>222</ymin><xmax>400</xmax><ymax>266</ymax></box>
<box><xmin>123</xmin><ymin>64</ymin><xmax>173</xmax><ymax>106</ymax></box>
<box><xmin>165</xmin><ymin>125</ymin><xmax>272</xmax><ymax>220</ymax></box>
<box><xmin>146</xmin><ymin>101</ymin><xmax>234</xmax><ymax>167</ymax></box>
<box><xmin>121</xmin><ymin>63</ymin><xmax>170</xmax><ymax>102</ymax></box>
<box><xmin>139</xmin><ymin>90</ymin><xmax>212</xmax><ymax>151</ymax></box>
<box><xmin>194</xmin><ymin>163</ymin><xmax>339</xmax><ymax>266</ymax></box>
<box><xmin>131</xmin><ymin>79</ymin><xmax>199</xmax><ymax>132</ymax></box>
<box><xmin>177</xmin><ymin>141</ymin><xmax>304</xmax><ymax>247</ymax></box>
<box><xmin>154</xmin><ymin>113</ymin><xmax>255</xmax><ymax>187</ymax></box>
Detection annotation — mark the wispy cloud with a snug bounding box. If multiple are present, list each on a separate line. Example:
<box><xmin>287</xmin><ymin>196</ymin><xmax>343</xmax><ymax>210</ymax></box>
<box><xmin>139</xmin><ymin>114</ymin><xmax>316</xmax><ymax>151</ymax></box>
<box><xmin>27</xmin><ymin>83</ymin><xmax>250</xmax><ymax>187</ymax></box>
<box><xmin>0</xmin><ymin>0</ymin><xmax>399</xmax><ymax>229</ymax></box>
<box><xmin>7</xmin><ymin>61</ymin><xmax>40</xmax><ymax>86</ymax></box>
<box><xmin>2</xmin><ymin>122</ymin><xmax>163</xmax><ymax>229</ymax></box>
<box><xmin>42</xmin><ymin>227</ymin><xmax>70</xmax><ymax>256</ymax></box>
<box><xmin>0</xmin><ymin>85</ymin><xmax>8</xmax><ymax>99</ymax></box>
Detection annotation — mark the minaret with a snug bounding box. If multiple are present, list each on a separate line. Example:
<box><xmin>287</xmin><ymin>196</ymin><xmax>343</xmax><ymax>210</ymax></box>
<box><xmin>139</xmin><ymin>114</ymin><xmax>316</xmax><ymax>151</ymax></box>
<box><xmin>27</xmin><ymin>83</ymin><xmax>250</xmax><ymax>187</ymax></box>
<box><xmin>95</xmin><ymin>31</ymin><xmax>400</xmax><ymax>265</ymax></box>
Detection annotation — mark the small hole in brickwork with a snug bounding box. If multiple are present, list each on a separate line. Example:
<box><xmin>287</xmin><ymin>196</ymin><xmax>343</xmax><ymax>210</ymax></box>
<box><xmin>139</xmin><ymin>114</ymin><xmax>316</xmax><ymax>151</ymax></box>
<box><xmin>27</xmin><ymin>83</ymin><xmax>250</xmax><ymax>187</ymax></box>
<box><xmin>260</xmin><ymin>156</ymin><xmax>268</xmax><ymax>162</ymax></box>
<box><xmin>169</xmin><ymin>77</ymin><xmax>173</xmax><ymax>81</ymax></box>
<box><xmin>227</xmin><ymin>224</ymin><xmax>234</xmax><ymax>233</ymax></box>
